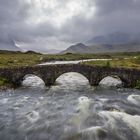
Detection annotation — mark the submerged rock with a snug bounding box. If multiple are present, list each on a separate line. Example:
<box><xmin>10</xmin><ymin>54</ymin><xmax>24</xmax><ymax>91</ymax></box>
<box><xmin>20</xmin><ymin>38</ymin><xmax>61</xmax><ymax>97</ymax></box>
<box><xmin>81</xmin><ymin>126</ymin><xmax>107</xmax><ymax>139</ymax></box>
<box><xmin>99</xmin><ymin>111</ymin><xmax>140</xmax><ymax>138</ymax></box>
<box><xmin>77</xmin><ymin>96</ymin><xmax>91</xmax><ymax>113</ymax></box>
<box><xmin>99</xmin><ymin>76</ymin><xmax>122</xmax><ymax>88</ymax></box>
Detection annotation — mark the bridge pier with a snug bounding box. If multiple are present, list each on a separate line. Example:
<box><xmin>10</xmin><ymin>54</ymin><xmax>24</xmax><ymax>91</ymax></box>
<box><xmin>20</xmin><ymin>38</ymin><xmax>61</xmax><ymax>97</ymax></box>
<box><xmin>43</xmin><ymin>77</ymin><xmax>56</xmax><ymax>86</ymax></box>
<box><xmin>89</xmin><ymin>70</ymin><xmax>105</xmax><ymax>86</ymax></box>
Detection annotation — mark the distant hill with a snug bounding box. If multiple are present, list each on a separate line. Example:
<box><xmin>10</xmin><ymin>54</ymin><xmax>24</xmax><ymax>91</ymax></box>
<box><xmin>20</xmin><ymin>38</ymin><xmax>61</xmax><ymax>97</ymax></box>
<box><xmin>61</xmin><ymin>32</ymin><xmax>140</xmax><ymax>54</ymax></box>
<box><xmin>61</xmin><ymin>42</ymin><xmax>140</xmax><ymax>54</ymax></box>
<box><xmin>0</xmin><ymin>50</ymin><xmax>21</xmax><ymax>54</ymax></box>
<box><xmin>87</xmin><ymin>43</ymin><xmax>140</xmax><ymax>53</ymax></box>
<box><xmin>86</xmin><ymin>32</ymin><xmax>134</xmax><ymax>45</ymax></box>
<box><xmin>0</xmin><ymin>50</ymin><xmax>41</xmax><ymax>55</ymax></box>
<box><xmin>0</xmin><ymin>39</ymin><xmax>22</xmax><ymax>51</ymax></box>
<box><xmin>60</xmin><ymin>43</ymin><xmax>91</xmax><ymax>54</ymax></box>
<box><xmin>24</xmin><ymin>50</ymin><xmax>41</xmax><ymax>54</ymax></box>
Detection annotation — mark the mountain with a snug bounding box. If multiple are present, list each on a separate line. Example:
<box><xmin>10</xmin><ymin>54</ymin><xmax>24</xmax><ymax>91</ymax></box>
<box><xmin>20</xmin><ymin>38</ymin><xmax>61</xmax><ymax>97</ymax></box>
<box><xmin>0</xmin><ymin>39</ymin><xmax>22</xmax><ymax>51</ymax></box>
<box><xmin>86</xmin><ymin>32</ymin><xmax>136</xmax><ymax>45</ymax></box>
<box><xmin>60</xmin><ymin>43</ymin><xmax>91</xmax><ymax>54</ymax></box>
<box><xmin>61</xmin><ymin>43</ymin><xmax>140</xmax><ymax>54</ymax></box>
<box><xmin>87</xmin><ymin>43</ymin><xmax>140</xmax><ymax>53</ymax></box>
<box><xmin>60</xmin><ymin>32</ymin><xmax>140</xmax><ymax>54</ymax></box>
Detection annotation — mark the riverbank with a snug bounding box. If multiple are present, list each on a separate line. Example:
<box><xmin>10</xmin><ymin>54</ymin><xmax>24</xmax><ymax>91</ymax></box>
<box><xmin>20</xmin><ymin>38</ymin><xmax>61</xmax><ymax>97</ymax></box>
<box><xmin>0</xmin><ymin>77</ymin><xmax>15</xmax><ymax>91</ymax></box>
<box><xmin>82</xmin><ymin>57</ymin><xmax>140</xmax><ymax>69</ymax></box>
<box><xmin>0</xmin><ymin>50</ymin><xmax>140</xmax><ymax>68</ymax></box>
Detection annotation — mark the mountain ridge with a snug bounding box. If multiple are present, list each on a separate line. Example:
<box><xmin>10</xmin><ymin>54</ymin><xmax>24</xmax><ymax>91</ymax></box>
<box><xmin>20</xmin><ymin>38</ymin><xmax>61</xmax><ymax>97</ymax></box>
<box><xmin>0</xmin><ymin>39</ymin><xmax>22</xmax><ymax>51</ymax></box>
<box><xmin>61</xmin><ymin>42</ymin><xmax>140</xmax><ymax>54</ymax></box>
<box><xmin>86</xmin><ymin>32</ymin><xmax>140</xmax><ymax>45</ymax></box>
<box><xmin>61</xmin><ymin>32</ymin><xmax>140</xmax><ymax>54</ymax></box>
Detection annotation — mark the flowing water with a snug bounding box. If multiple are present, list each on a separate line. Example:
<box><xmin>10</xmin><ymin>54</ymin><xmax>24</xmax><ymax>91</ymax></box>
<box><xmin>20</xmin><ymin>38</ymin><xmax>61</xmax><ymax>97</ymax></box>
<box><xmin>38</xmin><ymin>59</ymin><xmax>112</xmax><ymax>65</ymax></box>
<box><xmin>0</xmin><ymin>72</ymin><xmax>140</xmax><ymax>140</ymax></box>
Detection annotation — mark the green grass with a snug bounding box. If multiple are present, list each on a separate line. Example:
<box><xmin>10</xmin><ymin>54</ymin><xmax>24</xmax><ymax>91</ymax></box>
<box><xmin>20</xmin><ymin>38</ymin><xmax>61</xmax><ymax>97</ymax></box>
<box><xmin>0</xmin><ymin>51</ymin><xmax>140</xmax><ymax>68</ymax></box>
<box><xmin>0</xmin><ymin>53</ymin><xmax>43</xmax><ymax>68</ymax></box>
<box><xmin>1</xmin><ymin>51</ymin><xmax>140</xmax><ymax>89</ymax></box>
<box><xmin>135</xmin><ymin>79</ymin><xmax>140</xmax><ymax>89</ymax></box>
<box><xmin>0</xmin><ymin>77</ymin><xmax>11</xmax><ymax>87</ymax></box>
<box><xmin>82</xmin><ymin>57</ymin><xmax>140</xmax><ymax>69</ymax></box>
<box><xmin>0</xmin><ymin>52</ymin><xmax>116</xmax><ymax>68</ymax></box>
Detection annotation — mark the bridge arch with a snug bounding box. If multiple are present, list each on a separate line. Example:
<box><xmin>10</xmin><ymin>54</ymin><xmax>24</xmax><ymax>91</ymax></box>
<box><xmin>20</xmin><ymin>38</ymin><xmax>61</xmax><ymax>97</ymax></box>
<box><xmin>13</xmin><ymin>72</ymin><xmax>46</xmax><ymax>87</ymax></box>
<box><xmin>99</xmin><ymin>75</ymin><xmax>123</xmax><ymax>87</ymax></box>
<box><xmin>22</xmin><ymin>74</ymin><xmax>45</xmax><ymax>87</ymax></box>
<box><xmin>103</xmin><ymin>72</ymin><xmax>130</xmax><ymax>86</ymax></box>
<box><xmin>54</xmin><ymin>72</ymin><xmax>90</xmax><ymax>85</ymax></box>
<box><xmin>0</xmin><ymin>64</ymin><xmax>139</xmax><ymax>88</ymax></box>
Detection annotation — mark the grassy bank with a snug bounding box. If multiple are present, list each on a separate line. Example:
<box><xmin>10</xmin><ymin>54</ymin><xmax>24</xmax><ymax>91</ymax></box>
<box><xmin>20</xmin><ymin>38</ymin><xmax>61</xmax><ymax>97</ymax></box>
<box><xmin>0</xmin><ymin>51</ymin><xmax>140</xmax><ymax>89</ymax></box>
<box><xmin>0</xmin><ymin>77</ymin><xmax>14</xmax><ymax>90</ymax></box>
<box><xmin>82</xmin><ymin>56</ymin><xmax>140</xmax><ymax>69</ymax></box>
<box><xmin>0</xmin><ymin>51</ymin><xmax>140</xmax><ymax>68</ymax></box>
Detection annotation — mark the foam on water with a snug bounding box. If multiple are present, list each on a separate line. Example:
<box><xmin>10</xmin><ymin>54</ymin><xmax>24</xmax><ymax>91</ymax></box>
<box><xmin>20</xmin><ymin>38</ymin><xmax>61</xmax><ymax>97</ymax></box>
<box><xmin>0</xmin><ymin>98</ymin><xmax>8</xmax><ymax>104</ymax></box>
<box><xmin>99</xmin><ymin>98</ymin><xmax>108</xmax><ymax>102</ymax></box>
<box><xmin>77</xmin><ymin>96</ymin><xmax>91</xmax><ymax>113</ymax></box>
<box><xmin>99</xmin><ymin>111</ymin><xmax>140</xmax><ymax>138</ymax></box>
<box><xmin>22</xmin><ymin>75</ymin><xmax>45</xmax><ymax>88</ymax></box>
<box><xmin>127</xmin><ymin>95</ymin><xmax>140</xmax><ymax>106</ymax></box>
<box><xmin>99</xmin><ymin>76</ymin><xmax>122</xmax><ymax>88</ymax></box>
<box><xmin>71</xmin><ymin>96</ymin><xmax>91</xmax><ymax>131</ymax></box>
<box><xmin>26</xmin><ymin>110</ymin><xmax>40</xmax><ymax>123</ymax></box>
<box><xmin>0</xmin><ymin>72</ymin><xmax>140</xmax><ymax>140</ymax></box>
<box><xmin>81</xmin><ymin>126</ymin><xmax>107</xmax><ymax>139</ymax></box>
<box><xmin>56</xmin><ymin>72</ymin><xmax>89</xmax><ymax>86</ymax></box>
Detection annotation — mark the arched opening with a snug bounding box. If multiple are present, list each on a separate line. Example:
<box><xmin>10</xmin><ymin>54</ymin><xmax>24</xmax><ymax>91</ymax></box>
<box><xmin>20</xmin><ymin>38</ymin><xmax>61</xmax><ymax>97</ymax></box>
<box><xmin>22</xmin><ymin>74</ymin><xmax>45</xmax><ymax>88</ymax></box>
<box><xmin>55</xmin><ymin>72</ymin><xmax>89</xmax><ymax>87</ymax></box>
<box><xmin>99</xmin><ymin>75</ymin><xmax>123</xmax><ymax>88</ymax></box>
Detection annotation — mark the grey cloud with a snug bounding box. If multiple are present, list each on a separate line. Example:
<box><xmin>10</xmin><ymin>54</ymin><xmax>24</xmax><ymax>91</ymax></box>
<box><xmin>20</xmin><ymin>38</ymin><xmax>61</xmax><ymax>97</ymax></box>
<box><xmin>91</xmin><ymin>0</ymin><xmax>140</xmax><ymax>34</ymax></box>
<box><xmin>94</xmin><ymin>0</ymin><xmax>140</xmax><ymax>15</ymax></box>
<box><xmin>0</xmin><ymin>0</ymin><xmax>140</xmax><ymax>51</ymax></box>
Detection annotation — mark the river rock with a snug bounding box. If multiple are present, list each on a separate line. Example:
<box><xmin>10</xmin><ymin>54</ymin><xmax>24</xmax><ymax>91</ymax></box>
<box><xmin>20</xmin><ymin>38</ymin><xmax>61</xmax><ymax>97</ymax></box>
<box><xmin>99</xmin><ymin>76</ymin><xmax>122</xmax><ymax>88</ymax></box>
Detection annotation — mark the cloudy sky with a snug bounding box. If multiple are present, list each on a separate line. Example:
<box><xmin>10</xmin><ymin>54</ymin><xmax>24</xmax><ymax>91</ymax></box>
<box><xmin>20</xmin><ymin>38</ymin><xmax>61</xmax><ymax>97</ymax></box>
<box><xmin>0</xmin><ymin>0</ymin><xmax>140</xmax><ymax>51</ymax></box>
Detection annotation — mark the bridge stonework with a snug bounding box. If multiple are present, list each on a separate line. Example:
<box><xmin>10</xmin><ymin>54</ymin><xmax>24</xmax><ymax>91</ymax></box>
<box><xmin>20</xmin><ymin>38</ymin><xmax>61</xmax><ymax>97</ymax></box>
<box><xmin>0</xmin><ymin>64</ymin><xmax>140</xmax><ymax>88</ymax></box>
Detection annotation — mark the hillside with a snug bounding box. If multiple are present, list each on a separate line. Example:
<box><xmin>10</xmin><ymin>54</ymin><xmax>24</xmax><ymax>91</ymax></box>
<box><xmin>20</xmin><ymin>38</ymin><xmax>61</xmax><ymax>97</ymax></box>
<box><xmin>61</xmin><ymin>32</ymin><xmax>140</xmax><ymax>54</ymax></box>
<box><xmin>0</xmin><ymin>39</ymin><xmax>22</xmax><ymax>51</ymax></box>
<box><xmin>61</xmin><ymin>43</ymin><xmax>140</xmax><ymax>54</ymax></box>
<box><xmin>60</xmin><ymin>43</ymin><xmax>91</xmax><ymax>54</ymax></box>
<box><xmin>86</xmin><ymin>32</ymin><xmax>140</xmax><ymax>45</ymax></box>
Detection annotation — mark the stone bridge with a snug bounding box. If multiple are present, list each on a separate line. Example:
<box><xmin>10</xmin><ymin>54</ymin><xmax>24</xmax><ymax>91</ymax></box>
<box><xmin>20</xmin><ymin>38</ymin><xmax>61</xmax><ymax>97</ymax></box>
<box><xmin>0</xmin><ymin>64</ymin><xmax>140</xmax><ymax>88</ymax></box>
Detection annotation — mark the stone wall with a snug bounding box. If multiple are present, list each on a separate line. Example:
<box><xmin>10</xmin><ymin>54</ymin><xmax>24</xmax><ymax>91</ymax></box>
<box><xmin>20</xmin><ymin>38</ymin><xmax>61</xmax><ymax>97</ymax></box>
<box><xmin>0</xmin><ymin>64</ymin><xmax>140</xmax><ymax>88</ymax></box>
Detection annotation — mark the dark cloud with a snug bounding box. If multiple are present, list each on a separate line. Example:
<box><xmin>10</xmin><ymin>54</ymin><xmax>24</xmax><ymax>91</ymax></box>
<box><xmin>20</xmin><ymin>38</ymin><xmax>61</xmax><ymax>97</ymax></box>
<box><xmin>0</xmin><ymin>0</ymin><xmax>140</xmax><ymax>51</ymax></box>
<box><xmin>92</xmin><ymin>0</ymin><xmax>140</xmax><ymax>34</ymax></box>
<box><xmin>95</xmin><ymin>0</ymin><xmax>140</xmax><ymax>15</ymax></box>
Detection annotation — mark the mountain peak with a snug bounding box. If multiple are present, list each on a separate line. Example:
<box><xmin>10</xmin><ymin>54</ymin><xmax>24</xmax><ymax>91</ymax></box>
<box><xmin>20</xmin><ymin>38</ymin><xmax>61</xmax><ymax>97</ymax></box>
<box><xmin>0</xmin><ymin>39</ymin><xmax>22</xmax><ymax>51</ymax></box>
<box><xmin>60</xmin><ymin>43</ymin><xmax>89</xmax><ymax>54</ymax></box>
<box><xmin>75</xmin><ymin>43</ymin><xmax>86</xmax><ymax>46</ymax></box>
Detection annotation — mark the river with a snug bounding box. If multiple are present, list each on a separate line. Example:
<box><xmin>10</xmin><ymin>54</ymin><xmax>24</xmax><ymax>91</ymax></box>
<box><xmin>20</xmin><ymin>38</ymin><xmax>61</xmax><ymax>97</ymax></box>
<box><xmin>0</xmin><ymin>65</ymin><xmax>140</xmax><ymax>140</ymax></box>
<box><xmin>38</xmin><ymin>59</ymin><xmax>112</xmax><ymax>65</ymax></box>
